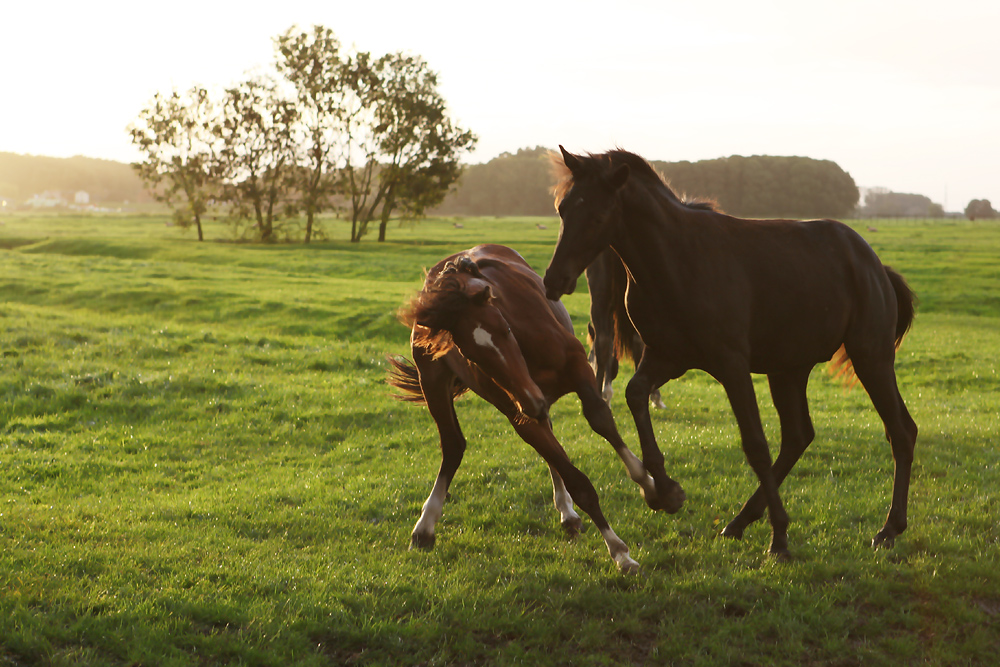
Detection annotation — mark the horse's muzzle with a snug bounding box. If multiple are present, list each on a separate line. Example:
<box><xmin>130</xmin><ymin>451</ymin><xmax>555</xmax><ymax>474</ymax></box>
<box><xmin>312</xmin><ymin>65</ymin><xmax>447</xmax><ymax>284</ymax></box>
<box><xmin>520</xmin><ymin>394</ymin><xmax>549</xmax><ymax>424</ymax></box>
<box><xmin>543</xmin><ymin>271</ymin><xmax>576</xmax><ymax>300</ymax></box>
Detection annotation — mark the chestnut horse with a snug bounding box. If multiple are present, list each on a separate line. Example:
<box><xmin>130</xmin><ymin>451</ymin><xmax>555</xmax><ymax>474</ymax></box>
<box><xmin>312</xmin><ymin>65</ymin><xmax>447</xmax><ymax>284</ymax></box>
<box><xmin>543</xmin><ymin>147</ymin><xmax>917</xmax><ymax>558</ymax></box>
<box><xmin>388</xmin><ymin>244</ymin><xmax>674</xmax><ymax>573</ymax></box>
<box><xmin>586</xmin><ymin>248</ymin><xmax>665</xmax><ymax>408</ymax></box>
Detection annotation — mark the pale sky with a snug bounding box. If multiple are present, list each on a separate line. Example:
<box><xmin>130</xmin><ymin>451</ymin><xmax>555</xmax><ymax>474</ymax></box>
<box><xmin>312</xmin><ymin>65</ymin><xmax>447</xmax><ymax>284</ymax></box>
<box><xmin>3</xmin><ymin>0</ymin><xmax>998</xmax><ymax>212</ymax></box>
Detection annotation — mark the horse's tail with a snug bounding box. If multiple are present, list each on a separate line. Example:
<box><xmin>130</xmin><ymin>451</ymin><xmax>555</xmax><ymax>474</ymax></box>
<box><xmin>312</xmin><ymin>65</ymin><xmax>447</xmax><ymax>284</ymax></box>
<box><xmin>608</xmin><ymin>255</ymin><xmax>642</xmax><ymax>365</ymax></box>
<box><xmin>386</xmin><ymin>355</ymin><xmax>427</xmax><ymax>403</ymax></box>
<box><xmin>386</xmin><ymin>354</ymin><xmax>470</xmax><ymax>403</ymax></box>
<box><xmin>828</xmin><ymin>265</ymin><xmax>916</xmax><ymax>388</ymax></box>
<box><xmin>886</xmin><ymin>266</ymin><xmax>916</xmax><ymax>346</ymax></box>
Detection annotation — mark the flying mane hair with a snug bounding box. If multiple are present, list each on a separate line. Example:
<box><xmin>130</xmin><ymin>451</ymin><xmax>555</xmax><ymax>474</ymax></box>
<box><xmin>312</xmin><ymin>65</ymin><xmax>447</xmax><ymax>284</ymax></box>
<box><xmin>549</xmin><ymin>148</ymin><xmax>719</xmax><ymax>212</ymax></box>
<box><xmin>397</xmin><ymin>255</ymin><xmax>491</xmax><ymax>360</ymax></box>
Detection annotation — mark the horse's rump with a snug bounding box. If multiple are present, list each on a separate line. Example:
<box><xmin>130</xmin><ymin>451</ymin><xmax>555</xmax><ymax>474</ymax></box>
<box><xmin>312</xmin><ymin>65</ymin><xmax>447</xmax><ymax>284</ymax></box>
<box><xmin>828</xmin><ymin>265</ymin><xmax>916</xmax><ymax>388</ymax></box>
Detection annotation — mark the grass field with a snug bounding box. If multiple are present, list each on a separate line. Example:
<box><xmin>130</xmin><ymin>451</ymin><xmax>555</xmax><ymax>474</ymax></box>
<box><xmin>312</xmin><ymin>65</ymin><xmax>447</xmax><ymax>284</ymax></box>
<box><xmin>1</xmin><ymin>213</ymin><xmax>998</xmax><ymax>666</ymax></box>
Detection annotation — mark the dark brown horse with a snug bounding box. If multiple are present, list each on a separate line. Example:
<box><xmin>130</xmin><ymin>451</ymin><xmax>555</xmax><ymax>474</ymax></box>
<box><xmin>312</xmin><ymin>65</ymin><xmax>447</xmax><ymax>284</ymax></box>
<box><xmin>543</xmin><ymin>147</ymin><xmax>917</xmax><ymax>558</ymax></box>
<box><xmin>388</xmin><ymin>244</ymin><xmax>673</xmax><ymax>572</ymax></box>
<box><xmin>586</xmin><ymin>248</ymin><xmax>665</xmax><ymax>408</ymax></box>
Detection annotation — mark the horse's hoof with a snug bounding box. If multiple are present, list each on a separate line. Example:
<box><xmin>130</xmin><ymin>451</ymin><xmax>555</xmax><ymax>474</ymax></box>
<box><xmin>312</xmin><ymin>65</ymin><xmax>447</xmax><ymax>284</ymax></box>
<box><xmin>768</xmin><ymin>548</ymin><xmax>793</xmax><ymax>562</ymax></box>
<box><xmin>615</xmin><ymin>553</ymin><xmax>641</xmax><ymax>575</ymax></box>
<box><xmin>662</xmin><ymin>483</ymin><xmax>686</xmax><ymax>514</ymax></box>
<box><xmin>562</xmin><ymin>516</ymin><xmax>583</xmax><ymax>537</ymax></box>
<box><xmin>409</xmin><ymin>532</ymin><xmax>435</xmax><ymax>550</ymax></box>
<box><xmin>768</xmin><ymin>536</ymin><xmax>792</xmax><ymax>561</ymax></box>
<box><xmin>639</xmin><ymin>484</ymin><xmax>659</xmax><ymax>511</ymax></box>
<box><xmin>872</xmin><ymin>532</ymin><xmax>896</xmax><ymax>549</ymax></box>
<box><xmin>720</xmin><ymin>521</ymin><xmax>745</xmax><ymax>540</ymax></box>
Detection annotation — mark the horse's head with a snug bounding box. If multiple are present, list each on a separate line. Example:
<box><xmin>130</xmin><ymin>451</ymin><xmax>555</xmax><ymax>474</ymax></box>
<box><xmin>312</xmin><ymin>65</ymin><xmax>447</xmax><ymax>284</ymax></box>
<box><xmin>408</xmin><ymin>261</ymin><xmax>549</xmax><ymax>423</ymax></box>
<box><xmin>543</xmin><ymin>145</ymin><xmax>630</xmax><ymax>301</ymax></box>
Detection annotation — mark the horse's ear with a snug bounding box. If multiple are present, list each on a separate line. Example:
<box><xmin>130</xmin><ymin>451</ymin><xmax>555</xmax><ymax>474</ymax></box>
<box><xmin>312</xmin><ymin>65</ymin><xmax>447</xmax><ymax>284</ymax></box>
<box><xmin>559</xmin><ymin>145</ymin><xmax>583</xmax><ymax>173</ymax></box>
<box><xmin>472</xmin><ymin>284</ymin><xmax>494</xmax><ymax>305</ymax></box>
<box><xmin>609</xmin><ymin>163</ymin><xmax>630</xmax><ymax>191</ymax></box>
<box><xmin>464</xmin><ymin>278</ymin><xmax>494</xmax><ymax>305</ymax></box>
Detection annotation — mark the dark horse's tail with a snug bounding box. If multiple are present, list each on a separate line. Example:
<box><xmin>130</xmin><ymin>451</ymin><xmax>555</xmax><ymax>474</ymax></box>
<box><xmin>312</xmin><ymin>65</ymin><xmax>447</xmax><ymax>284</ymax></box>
<box><xmin>608</xmin><ymin>256</ymin><xmax>643</xmax><ymax>365</ymax></box>
<box><xmin>830</xmin><ymin>266</ymin><xmax>916</xmax><ymax>387</ymax></box>
<box><xmin>386</xmin><ymin>355</ymin><xmax>469</xmax><ymax>403</ymax></box>
<box><xmin>887</xmin><ymin>266</ymin><xmax>917</xmax><ymax>344</ymax></box>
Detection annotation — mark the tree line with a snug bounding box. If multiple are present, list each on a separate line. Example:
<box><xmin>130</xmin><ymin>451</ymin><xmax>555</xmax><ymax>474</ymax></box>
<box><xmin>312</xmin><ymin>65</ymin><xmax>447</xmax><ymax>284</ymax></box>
<box><xmin>0</xmin><ymin>153</ymin><xmax>149</xmax><ymax>205</ymax></box>
<box><xmin>859</xmin><ymin>188</ymin><xmax>945</xmax><ymax>218</ymax></box>
<box><xmin>433</xmin><ymin>149</ymin><xmax>862</xmax><ymax>219</ymax></box>
<box><xmin>129</xmin><ymin>25</ymin><xmax>476</xmax><ymax>242</ymax></box>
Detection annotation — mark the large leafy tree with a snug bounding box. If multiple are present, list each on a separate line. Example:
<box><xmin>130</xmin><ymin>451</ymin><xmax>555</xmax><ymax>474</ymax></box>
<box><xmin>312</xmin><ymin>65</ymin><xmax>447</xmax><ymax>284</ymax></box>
<box><xmin>128</xmin><ymin>87</ymin><xmax>217</xmax><ymax>241</ymax></box>
<box><xmin>368</xmin><ymin>53</ymin><xmax>477</xmax><ymax>242</ymax></box>
<box><xmin>274</xmin><ymin>26</ymin><xmax>476</xmax><ymax>243</ymax></box>
<box><xmin>274</xmin><ymin>26</ymin><xmax>350</xmax><ymax>243</ymax></box>
<box><xmin>131</xmin><ymin>24</ymin><xmax>475</xmax><ymax>243</ymax></box>
<box><xmin>212</xmin><ymin>75</ymin><xmax>300</xmax><ymax>242</ymax></box>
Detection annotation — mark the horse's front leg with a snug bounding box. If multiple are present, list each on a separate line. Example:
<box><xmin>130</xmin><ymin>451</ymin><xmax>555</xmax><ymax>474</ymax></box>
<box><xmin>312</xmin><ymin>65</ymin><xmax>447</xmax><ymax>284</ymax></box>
<box><xmin>625</xmin><ymin>351</ymin><xmax>687</xmax><ymax>513</ymax></box>
<box><xmin>717</xmin><ymin>367</ymin><xmax>790</xmax><ymax>558</ymax></box>
<box><xmin>512</xmin><ymin>418</ymin><xmax>639</xmax><ymax>574</ymax></box>
<box><xmin>409</xmin><ymin>350</ymin><xmax>468</xmax><ymax>550</ymax></box>
<box><xmin>572</xmin><ymin>363</ymin><xmax>666</xmax><ymax>511</ymax></box>
<box><xmin>722</xmin><ymin>367</ymin><xmax>814</xmax><ymax>540</ymax></box>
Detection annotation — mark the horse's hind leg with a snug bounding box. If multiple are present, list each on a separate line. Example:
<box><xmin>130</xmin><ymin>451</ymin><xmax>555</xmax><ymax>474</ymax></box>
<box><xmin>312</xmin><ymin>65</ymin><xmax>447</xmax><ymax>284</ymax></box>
<box><xmin>723</xmin><ymin>367</ymin><xmax>814</xmax><ymax>539</ymax></box>
<box><xmin>512</xmin><ymin>419</ymin><xmax>639</xmax><ymax>573</ymax></box>
<box><xmin>590</xmin><ymin>320</ymin><xmax>618</xmax><ymax>403</ymax></box>
<box><xmin>410</xmin><ymin>353</ymin><xmax>468</xmax><ymax>550</ymax></box>
<box><xmin>849</xmin><ymin>354</ymin><xmax>917</xmax><ymax>547</ymax></box>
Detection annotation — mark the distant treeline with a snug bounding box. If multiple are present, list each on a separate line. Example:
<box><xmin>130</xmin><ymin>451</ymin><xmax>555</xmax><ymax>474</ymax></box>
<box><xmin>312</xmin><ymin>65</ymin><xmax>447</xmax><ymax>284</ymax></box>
<box><xmin>860</xmin><ymin>188</ymin><xmax>946</xmax><ymax>218</ymax></box>
<box><xmin>0</xmin><ymin>153</ymin><xmax>150</xmax><ymax>204</ymax></box>
<box><xmin>10</xmin><ymin>146</ymin><xmax>966</xmax><ymax>221</ymax></box>
<box><xmin>434</xmin><ymin>146</ymin><xmax>861</xmax><ymax>219</ymax></box>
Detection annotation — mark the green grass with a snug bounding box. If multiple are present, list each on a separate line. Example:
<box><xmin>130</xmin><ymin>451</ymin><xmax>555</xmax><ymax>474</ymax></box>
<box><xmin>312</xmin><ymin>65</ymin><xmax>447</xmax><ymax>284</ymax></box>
<box><xmin>1</xmin><ymin>213</ymin><xmax>999</xmax><ymax>665</ymax></box>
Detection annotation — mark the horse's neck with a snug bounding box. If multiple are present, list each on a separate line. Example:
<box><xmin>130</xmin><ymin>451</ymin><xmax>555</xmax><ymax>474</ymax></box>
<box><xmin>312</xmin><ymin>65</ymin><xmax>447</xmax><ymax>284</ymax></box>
<box><xmin>612</xmin><ymin>197</ymin><xmax>692</xmax><ymax>290</ymax></box>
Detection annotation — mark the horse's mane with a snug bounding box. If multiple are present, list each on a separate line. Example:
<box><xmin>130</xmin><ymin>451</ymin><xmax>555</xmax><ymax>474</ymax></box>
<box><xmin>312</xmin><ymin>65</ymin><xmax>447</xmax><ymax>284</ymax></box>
<box><xmin>550</xmin><ymin>148</ymin><xmax>719</xmax><ymax>212</ymax></box>
<box><xmin>399</xmin><ymin>255</ymin><xmax>490</xmax><ymax>359</ymax></box>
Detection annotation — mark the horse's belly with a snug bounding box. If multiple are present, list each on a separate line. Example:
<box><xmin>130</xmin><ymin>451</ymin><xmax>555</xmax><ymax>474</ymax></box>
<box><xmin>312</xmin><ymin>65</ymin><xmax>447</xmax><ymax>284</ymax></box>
<box><xmin>748</xmin><ymin>317</ymin><xmax>846</xmax><ymax>372</ymax></box>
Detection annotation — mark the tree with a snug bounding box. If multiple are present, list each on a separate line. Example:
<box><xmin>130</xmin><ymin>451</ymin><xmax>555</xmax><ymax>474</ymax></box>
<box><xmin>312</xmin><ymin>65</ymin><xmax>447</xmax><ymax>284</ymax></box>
<box><xmin>432</xmin><ymin>150</ymin><xmax>859</xmax><ymax>219</ymax></box>
<box><xmin>274</xmin><ymin>25</ymin><xmax>349</xmax><ymax>243</ymax></box>
<box><xmin>433</xmin><ymin>147</ymin><xmax>559</xmax><ymax>216</ymax></box>
<box><xmin>328</xmin><ymin>47</ymin><xmax>475</xmax><ymax>242</ymax></box>
<box><xmin>965</xmin><ymin>199</ymin><xmax>998</xmax><ymax>220</ymax></box>
<box><xmin>128</xmin><ymin>87</ymin><xmax>217</xmax><ymax>241</ymax></box>
<box><xmin>655</xmin><ymin>155</ymin><xmax>859</xmax><ymax>219</ymax></box>
<box><xmin>368</xmin><ymin>53</ymin><xmax>477</xmax><ymax>241</ymax></box>
<box><xmin>129</xmin><ymin>24</ymin><xmax>475</xmax><ymax>243</ymax></box>
<box><xmin>864</xmin><ymin>190</ymin><xmax>942</xmax><ymax>218</ymax></box>
<box><xmin>212</xmin><ymin>76</ymin><xmax>300</xmax><ymax>242</ymax></box>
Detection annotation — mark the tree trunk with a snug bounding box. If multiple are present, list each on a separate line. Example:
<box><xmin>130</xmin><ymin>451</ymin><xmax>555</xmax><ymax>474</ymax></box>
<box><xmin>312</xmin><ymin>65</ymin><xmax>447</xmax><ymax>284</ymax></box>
<box><xmin>194</xmin><ymin>214</ymin><xmax>204</xmax><ymax>241</ymax></box>
<box><xmin>377</xmin><ymin>192</ymin><xmax>395</xmax><ymax>242</ymax></box>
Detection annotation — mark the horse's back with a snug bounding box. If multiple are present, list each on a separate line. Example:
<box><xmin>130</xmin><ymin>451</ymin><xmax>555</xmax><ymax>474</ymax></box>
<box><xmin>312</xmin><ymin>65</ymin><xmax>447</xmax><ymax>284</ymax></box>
<box><xmin>466</xmin><ymin>244</ymin><xmax>576</xmax><ymax>334</ymax></box>
<box><xmin>701</xmin><ymin>217</ymin><xmax>898</xmax><ymax>370</ymax></box>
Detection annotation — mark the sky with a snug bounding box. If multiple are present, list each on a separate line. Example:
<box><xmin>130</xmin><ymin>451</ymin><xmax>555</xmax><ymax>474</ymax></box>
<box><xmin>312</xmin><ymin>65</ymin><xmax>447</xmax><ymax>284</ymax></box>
<box><xmin>3</xmin><ymin>0</ymin><xmax>998</xmax><ymax>212</ymax></box>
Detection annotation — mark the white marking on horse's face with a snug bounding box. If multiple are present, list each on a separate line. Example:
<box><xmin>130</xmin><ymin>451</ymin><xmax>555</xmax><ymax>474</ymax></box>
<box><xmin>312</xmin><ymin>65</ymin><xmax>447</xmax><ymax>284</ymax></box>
<box><xmin>472</xmin><ymin>325</ymin><xmax>504</xmax><ymax>360</ymax></box>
